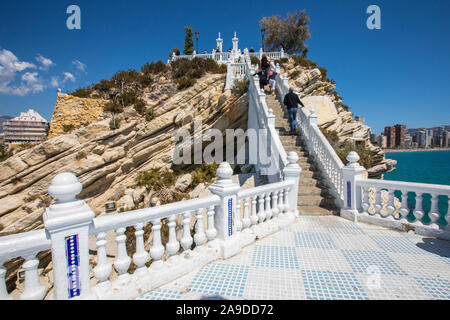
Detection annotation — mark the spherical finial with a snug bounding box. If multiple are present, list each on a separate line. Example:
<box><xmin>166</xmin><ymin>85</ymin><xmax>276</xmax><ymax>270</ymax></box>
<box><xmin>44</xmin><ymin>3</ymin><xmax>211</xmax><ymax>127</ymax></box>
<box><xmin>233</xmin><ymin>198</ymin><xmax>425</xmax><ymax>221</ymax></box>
<box><xmin>346</xmin><ymin>151</ymin><xmax>360</xmax><ymax>166</ymax></box>
<box><xmin>216</xmin><ymin>162</ymin><xmax>233</xmax><ymax>180</ymax></box>
<box><xmin>268</xmin><ymin>109</ymin><xmax>274</xmax><ymax>117</ymax></box>
<box><xmin>57</xmin><ymin>88</ymin><xmax>61</xmax><ymax>93</ymax></box>
<box><xmin>310</xmin><ymin>108</ymin><xmax>316</xmax><ymax>116</ymax></box>
<box><xmin>287</xmin><ymin>152</ymin><xmax>299</xmax><ymax>165</ymax></box>
<box><xmin>48</xmin><ymin>172</ymin><xmax>82</xmax><ymax>202</ymax></box>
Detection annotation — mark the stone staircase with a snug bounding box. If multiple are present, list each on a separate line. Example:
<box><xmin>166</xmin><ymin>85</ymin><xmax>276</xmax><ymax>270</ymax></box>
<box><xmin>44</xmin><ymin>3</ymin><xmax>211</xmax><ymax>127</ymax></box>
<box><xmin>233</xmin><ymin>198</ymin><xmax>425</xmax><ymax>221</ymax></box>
<box><xmin>266</xmin><ymin>93</ymin><xmax>339</xmax><ymax>216</ymax></box>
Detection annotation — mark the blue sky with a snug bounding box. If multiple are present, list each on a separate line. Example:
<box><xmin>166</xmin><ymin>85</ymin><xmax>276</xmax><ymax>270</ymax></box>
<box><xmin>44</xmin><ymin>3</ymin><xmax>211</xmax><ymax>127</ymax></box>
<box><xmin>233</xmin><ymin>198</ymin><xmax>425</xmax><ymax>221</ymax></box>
<box><xmin>0</xmin><ymin>0</ymin><xmax>449</xmax><ymax>134</ymax></box>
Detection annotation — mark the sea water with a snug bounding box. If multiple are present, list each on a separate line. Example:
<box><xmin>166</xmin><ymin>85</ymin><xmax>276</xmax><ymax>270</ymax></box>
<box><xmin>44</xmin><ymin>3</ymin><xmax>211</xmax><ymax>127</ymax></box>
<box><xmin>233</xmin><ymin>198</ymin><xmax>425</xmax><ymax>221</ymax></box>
<box><xmin>383</xmin><ymin>150</ymin><xmax>450</xmax><ymax>225</ymax></box>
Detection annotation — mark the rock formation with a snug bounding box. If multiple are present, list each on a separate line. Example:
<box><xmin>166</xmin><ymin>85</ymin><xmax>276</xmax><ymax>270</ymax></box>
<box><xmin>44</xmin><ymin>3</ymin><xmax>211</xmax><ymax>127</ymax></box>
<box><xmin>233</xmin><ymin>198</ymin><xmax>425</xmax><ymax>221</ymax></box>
<box><xmin>278</xmin><ymin>58</ymin><xmax>396</xmax><ymax>178</ymax></box>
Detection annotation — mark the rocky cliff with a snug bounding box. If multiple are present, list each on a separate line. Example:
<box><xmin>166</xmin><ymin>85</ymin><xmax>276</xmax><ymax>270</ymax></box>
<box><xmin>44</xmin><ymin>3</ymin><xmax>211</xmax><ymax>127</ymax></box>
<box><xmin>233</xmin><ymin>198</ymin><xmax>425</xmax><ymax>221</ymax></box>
<box><xmin>48</xmin><ymin>94</ymin><xmax>109</xmax><ymax>139</ymax></box>
<box><xmin>0</xmin><ymin>73</ymin><xmax>248</xmax><ymax>237</ymax></box>
<box><xmin>278</xmin><ymin>57</ymin><xmax>396</xmax><ymax>178</ymax></box>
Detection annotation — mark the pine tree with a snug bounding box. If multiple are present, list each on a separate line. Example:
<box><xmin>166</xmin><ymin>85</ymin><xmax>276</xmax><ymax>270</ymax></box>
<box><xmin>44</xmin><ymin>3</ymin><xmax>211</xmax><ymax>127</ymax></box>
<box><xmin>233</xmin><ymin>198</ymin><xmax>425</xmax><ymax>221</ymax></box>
<box><xmin>184</xmin><ymin>25</ymin><xmax>194</xmax><ymax>55</ymax></box>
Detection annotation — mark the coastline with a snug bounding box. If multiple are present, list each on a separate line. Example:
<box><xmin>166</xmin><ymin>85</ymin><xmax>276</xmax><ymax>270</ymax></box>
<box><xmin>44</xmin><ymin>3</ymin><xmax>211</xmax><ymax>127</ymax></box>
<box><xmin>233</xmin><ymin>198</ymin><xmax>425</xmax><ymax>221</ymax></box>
<box><xmin>383</xmin><ymin>148</ymin><xmax>450</xmax><ymax>153</ymax></box>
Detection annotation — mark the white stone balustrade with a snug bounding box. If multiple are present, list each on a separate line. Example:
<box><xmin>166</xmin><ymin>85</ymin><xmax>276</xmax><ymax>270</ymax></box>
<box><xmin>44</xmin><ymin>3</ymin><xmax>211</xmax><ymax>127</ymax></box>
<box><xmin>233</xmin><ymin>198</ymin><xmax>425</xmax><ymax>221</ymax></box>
<box><xmin>0</xmin><ymin>155</ymin><xmax>303</xmax><ymax>300</ymax></box>
<box><xmin>342</xmin><ymin>155</ymin><xmax>450</xmax><ymax>240</ymax></box>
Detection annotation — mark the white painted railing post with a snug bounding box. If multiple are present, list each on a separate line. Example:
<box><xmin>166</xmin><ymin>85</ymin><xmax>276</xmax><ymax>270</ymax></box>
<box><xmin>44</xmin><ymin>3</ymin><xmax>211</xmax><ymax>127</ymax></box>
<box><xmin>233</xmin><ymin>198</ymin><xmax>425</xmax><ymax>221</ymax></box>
<box><xmin>267</xmin><ymin>109</ymin><xmax>275</xmax><ymax>129</ymax></box>
<box><xmin>283</xmin><ymin>152</ymin><xmax>302</xmax><ymax>217</ymax></box>
<box><xmin>43</xmin><ymin>172</ymin><xmax>96</xmax><ymax>300</ymax></box>
<box><xmin>340</xmin><ymin>152</ymin><xmax>366</xmax><ymax>222</ymax></box>
<box><xmin>208</xmin><ymin>162</ymin><xmax>241</xmax><ymax>259</ymax></box>
<box><xmin>280</xmin><ymin>47</ymin><xmax>285</xmax><ymax>58</ymax></box>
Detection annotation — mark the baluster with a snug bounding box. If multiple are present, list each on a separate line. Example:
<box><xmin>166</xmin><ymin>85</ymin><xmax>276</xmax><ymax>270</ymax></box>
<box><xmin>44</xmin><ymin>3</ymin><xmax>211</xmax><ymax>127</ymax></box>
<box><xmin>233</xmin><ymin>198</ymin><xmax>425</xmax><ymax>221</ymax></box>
<box><xmin>265</xmin><ymin>193</ymin><xmax>273</xmax><ymax>220</ymax></box>
<box><xmin>149</xmin><ymin>219</ymin><xmax>165</xmax><ymax>268</ymax></box>
<box><xmin>445</xmin><ymin>197</ymin><xmax>450</xmax><ymax>228</ymax></box>
<box><xmin>399</xmin><ymin>189</ymin><xmax>410</xmax><ymax>219</ymax></box>
<box><xmin>20</xmin><ymin>255</ymin><xmax>46</xmax><ymax>300</ymax></box>
<box><xmin>361</xmin><ymin>187</ymin><xmax>370</xmax><ymax>213</ymax></box>
<box><xmin>385</xmin><ymin>189</ymin><xmax>396</xmax><ymax>218</ymax></box>
<box><xmin>373</xmin><ymin>188</ymin><xmax>382</xmax><ymax>216</ymax></box>
<box><xmin>242</xmin><ymin>198</ymin><xmax>251</xmax><ymax>229</ymax></box>
<box><xmin>114</xmin><ymin>227</ymin><xmax>131</xmax><ymax>281</ymax></box>
<box><xmin>93</xmin><ymin>232</ymin><xmax>113</xmax><ymax>289</ymax></box>
<box><xmin>414</xmin><ymin>193</ymin><xmax>425</xmax><ymax>223</ymax></box>
<box><xmin>206</xmin><ymin>206</ymin><xmax>217</xmax><ymax>241</ymax></box>
<box><xmin>181</xmin><ymin>212</ymin><xmax>193</xmax><ymax>252</ymax></box>
<box><xmin>250</xmin><ymin>196</ymin><xmax>259</xmax><ymax>225</ymax></box>
<box><xmin>283</xmin><ymin>187</ymin><xmax>290</xmax><ymax>214</ymax></box>
<box><xmin>194</xmin><ymin>208</ymin><xmax>207</xmax><ymax>247</ymax></box>
<box><xmin>258</xmin><ymin>194</ymin><xmax>266</xmax><ymax>223</ymax></box>
<box><xmin>133</xmin><ymin>223</ymin><xmax>149</xmax><ymax>277</ymax></box>
<box><xmin>0</xmin><ymin>262</ymin><xmax>11</xmax><ymax>300</ymax></box>
<box><xmin>166</xmin><ymin>215</ymin><xmax>180</xmax><ymax>258</ymax></box>
<box><xmin>272</xmin><ymin>191</ymin><xmax>279</xmax><ymax>218</ymax></box>
<box><xmin>428</xmin><ymin>193</ymin><xmax>440</xmax><ymax>227</ymax></box>
<box><xmin>234</xmin><ymin>200</ymin><xmax>243</xmax><ymax>232</ymax></box>
<box><xmin>278</xmin><ymin>189</ymin><xmax>285</xmax><ymax>216</ymax></box>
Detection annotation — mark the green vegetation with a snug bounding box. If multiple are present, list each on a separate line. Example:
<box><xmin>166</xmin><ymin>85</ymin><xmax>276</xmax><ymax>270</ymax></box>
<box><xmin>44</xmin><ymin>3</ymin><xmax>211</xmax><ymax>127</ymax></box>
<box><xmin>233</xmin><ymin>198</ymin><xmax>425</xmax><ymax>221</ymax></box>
<box><xmin>76</xmin><ymin>151</ymin><xmax>88</xmax><ymax>160</ymax></box>
<box><xmin>109</xmin><ymin>118</ymin><xmax>121</xmax><ymax>130</ymax></box>
<box><xmin>70</xmin><ymin>87</ymin><xmax>91</xmax><ymax>98</ymax></box>
<box><xmin>184</xmin><ymin>25</ymin><xmax>195</xmax><ymax>55</ymax></box>
<box><xmin>145</xmin><ymin>108</ymin><xmax>155</xmax><ymax>121</ymax></box>
<box><xmin>0</xmin><ymin>145</ymin><xmax>13</xmax><ymax>162</ymax></box>
<box><xmin>169</xmin><ymin>47</ymin><xmax>181</xmax><ymax>57</ymax></box>
<box><xmin>290</xmin><ymin>70</ymin><xmax>301</xmax><ymax>78</ymax></box>
<box><xmin>170</xmin><ymin>57</ymin><xmax>226</xmax><ymax>90</ymax></box>
<box><xmin>233</xmin><ymin>79</ymin><xmax>249</xmax><ymax>95</ymax></box>
<box><xmin>141</xmin><ymin>61</ymin><xmax>168</xmax><ymax>75</ymax></box>
<box><xmin>133</xmin><ymin>98</ymin><xmax>147</xmax><ymax>115</ymax></box>
<box><xmin>260</xmin><ymin>10</ymin><xmax>311</xmax><ymax>55</ymax></box>
<box><xmin>318</xmin><ymin>67</ymin><xmax>328</xmax><ymax>80</ymax></box>
<box><xmin>291</xmin><ymin>55</ymin><xmax>318</xmax><ymax>69</ymax></box>
<box><xmin>189</xmin><ymin>163</ymin><xmax>220</xmax><ymax>189</ymax></box>
<box><xmin>104</xmin><ymin>101</ymin><xmax>124</xmax><ymax>113</ymax></box>
<box><xmin>250</xmin><ymin>56</ymin><xmax>260</xmax><ymax>67</ymax></box>
<box><xmin>136</xmin><ymin>169</ymin><xmax>179</xmax><ymax>190</ymax></box>
<box><xmin>336</xmin><ymin>142</ymin><xmax>377</xmax><ymax>169</ymax></box>
<box><xmin>320</xmin><ymin>128</ymin><xmax>340</xmax><ymax>149</ymax></box>
<box><xmin>62</xmin><ymin>124</ymin><xmax>75</xmax><ymax>133</ymax></box>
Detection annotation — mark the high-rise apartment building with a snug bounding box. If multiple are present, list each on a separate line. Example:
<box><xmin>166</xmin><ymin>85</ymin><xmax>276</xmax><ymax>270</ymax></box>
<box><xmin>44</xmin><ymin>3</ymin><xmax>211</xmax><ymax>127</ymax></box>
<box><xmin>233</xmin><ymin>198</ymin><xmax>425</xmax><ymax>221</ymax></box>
<box><xmin>384</xmin><ymin>126</ymin><xmax>396</xmax><ymax>149</ymax></box>
<box><xmin>3</xmin><ymin>109</ymin><xmax>49</xmax><ymax>145</ymax></box>
<box><xmin>394</xmin><ymin>124</ymin><xmax>406</xmax><ymax>149</ymax></box>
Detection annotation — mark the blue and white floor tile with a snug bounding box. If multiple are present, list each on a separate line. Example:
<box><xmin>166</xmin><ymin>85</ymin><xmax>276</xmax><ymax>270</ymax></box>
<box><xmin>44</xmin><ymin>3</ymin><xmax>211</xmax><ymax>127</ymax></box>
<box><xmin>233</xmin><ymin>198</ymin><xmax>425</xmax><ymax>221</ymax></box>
<box><xmin>137</xmin><ymin>216</ymin><xmax>450</xmax><ymax>300</ymax></box>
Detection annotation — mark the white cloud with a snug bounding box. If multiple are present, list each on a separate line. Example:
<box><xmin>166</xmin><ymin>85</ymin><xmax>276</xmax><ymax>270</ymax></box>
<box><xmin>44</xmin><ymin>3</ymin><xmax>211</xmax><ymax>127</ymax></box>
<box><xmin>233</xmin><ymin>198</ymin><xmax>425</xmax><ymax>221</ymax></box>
<box><xmin>36</xmin><ymin>54</ymin><xmax>55</xmax><ymax>70</ymax></box>
<box><xmin>0</xmin><ymin>49</ymin><xmax>39</xmax><ymax>96</ymax></box>
<box><xmin>63</xmin><ymin>72</ymin><xmax>76</xmax><ymax>83</ymax></box>
<box><xmin>72</xmin><ymin>59</ymin><xmax>87</xmax><ymax>73</ymax></box>
<box><xmin>49</xmin><ymin>76</ymin><xmax>59</xmax><ymax>88</ymax></box>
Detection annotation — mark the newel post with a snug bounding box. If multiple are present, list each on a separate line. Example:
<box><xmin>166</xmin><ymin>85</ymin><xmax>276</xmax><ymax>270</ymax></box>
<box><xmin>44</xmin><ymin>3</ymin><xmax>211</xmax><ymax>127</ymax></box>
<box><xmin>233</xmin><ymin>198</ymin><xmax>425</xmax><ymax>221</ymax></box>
<box><xmin>283</xmin><ymin>152</ymin><xmax>302</xmax><ymax>217</ymax></box>
<box><xmin>208</xmin><ymin>162</ymin><xmax>241</xmax><ymax>259</ymax></box>
<box><xmin>341</xmin><ymin>152</ymin><xmax>366</xmax><ymax>222</ymax></box>
<box><xmin>43</xmin><ymin>173</ymin><xmax>96</xmax><ymax>300</ymax></box>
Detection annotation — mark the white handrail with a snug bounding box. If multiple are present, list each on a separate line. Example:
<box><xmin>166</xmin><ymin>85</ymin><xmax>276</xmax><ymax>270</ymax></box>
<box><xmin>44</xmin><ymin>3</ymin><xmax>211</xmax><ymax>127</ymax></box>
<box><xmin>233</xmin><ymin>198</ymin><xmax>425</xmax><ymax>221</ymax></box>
<box><xmin>91</xmin><ymin>195</ymin><xmax>220</xmax><ymax>234</ymax></box>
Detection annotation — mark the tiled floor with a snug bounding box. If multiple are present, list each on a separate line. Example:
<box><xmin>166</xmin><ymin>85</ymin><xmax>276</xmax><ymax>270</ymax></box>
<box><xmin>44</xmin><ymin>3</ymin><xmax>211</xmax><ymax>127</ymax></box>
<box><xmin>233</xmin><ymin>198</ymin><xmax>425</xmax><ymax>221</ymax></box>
<box><xmin>137</xmin><ymin>216</ymin><xmax>450</xmax><ymax>300</ymax></box>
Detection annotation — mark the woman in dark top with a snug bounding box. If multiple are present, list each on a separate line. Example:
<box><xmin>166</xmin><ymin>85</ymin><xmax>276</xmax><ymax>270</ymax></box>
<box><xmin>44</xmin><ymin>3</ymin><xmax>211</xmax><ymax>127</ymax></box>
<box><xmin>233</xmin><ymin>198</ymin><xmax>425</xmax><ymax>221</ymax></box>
<box><xmin>261</xmin><ymin>54</ymin><xmax>270</xmax><ymax>71</ymax></box>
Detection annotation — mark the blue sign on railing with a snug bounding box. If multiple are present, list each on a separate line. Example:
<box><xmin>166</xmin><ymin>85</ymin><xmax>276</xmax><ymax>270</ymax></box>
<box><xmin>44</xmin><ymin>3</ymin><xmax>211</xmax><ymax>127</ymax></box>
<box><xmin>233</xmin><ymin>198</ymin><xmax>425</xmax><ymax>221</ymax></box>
<box><xmin>347</xmin><ymin>181</ymin><xmax>352</xmax><ymax>208</ymax></box>
<box><xmin>65</xmin><ymin>234</ymin><xmax>81</xmax><ymax>299</ymax></box>
<box><xmin>228</xmin><ymin>198</ymin><xmax>233</xmax><ymax>237</ymax></box>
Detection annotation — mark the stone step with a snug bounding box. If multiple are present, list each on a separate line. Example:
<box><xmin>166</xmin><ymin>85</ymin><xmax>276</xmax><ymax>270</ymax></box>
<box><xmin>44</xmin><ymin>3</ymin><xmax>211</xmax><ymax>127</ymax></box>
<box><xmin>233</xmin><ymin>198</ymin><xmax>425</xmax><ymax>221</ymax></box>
<box><xmin>298</xmin><ymin>195</ymin><xmax>334</xmax><ymax>207</ymax></box>
<box><xmin>298</xmin><ymin>178</ymin><xmax>318</xmax><ymax>187</ymax></box>
<box><xmin>297</xmin><ymin>206</ymin><xmax>337</xmax><ymax>216</ymax></box>
<box><xmin>298</xmin><ymin>186</ymin><xmax>323</xmax><ymax>196</ymax></box>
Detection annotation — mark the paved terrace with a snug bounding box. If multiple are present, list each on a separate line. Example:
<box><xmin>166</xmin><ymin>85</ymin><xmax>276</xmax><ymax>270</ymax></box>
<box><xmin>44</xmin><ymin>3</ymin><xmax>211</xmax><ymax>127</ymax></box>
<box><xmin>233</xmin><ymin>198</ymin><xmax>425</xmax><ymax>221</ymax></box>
<box><xmin>138</xmin><ymin>216</ymin><xmax>450</xmax><ymax>300</ymax></box>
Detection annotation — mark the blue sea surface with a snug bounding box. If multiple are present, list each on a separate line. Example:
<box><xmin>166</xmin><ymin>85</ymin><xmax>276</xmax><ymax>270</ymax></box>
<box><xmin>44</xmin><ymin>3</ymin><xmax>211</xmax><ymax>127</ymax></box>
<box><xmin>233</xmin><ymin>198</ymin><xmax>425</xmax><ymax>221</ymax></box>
<box><xmin>384</xmin><ymin>150</ymin><xmax>450</xmax><ymax>186</ymax></box>
<box><xmin>383</xmin><ymin>151</ymin><xmax>450</xmax><ymax>225</ymax></box>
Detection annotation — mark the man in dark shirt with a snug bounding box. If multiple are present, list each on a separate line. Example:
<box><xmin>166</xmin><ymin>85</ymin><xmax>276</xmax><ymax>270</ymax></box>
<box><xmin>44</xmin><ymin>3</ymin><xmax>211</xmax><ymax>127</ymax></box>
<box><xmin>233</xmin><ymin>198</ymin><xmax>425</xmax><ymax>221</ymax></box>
<box><xmin>283</xmin><ymin>87</ymin><xmax>305</xmax><ymax>135</ymax></box>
